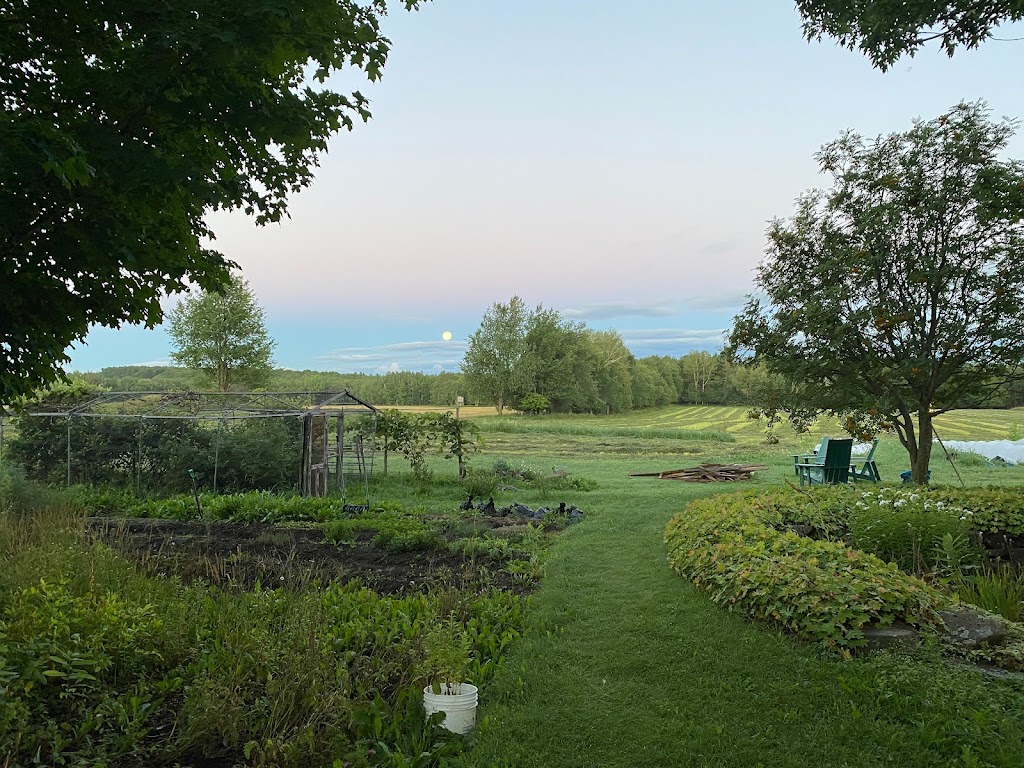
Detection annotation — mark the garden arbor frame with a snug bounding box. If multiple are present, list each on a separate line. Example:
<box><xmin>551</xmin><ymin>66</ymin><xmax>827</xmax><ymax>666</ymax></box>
<box><xmin>17</xmin><ymin>391</ymin><xmax>377</xmax><ymax>501</ymax></box>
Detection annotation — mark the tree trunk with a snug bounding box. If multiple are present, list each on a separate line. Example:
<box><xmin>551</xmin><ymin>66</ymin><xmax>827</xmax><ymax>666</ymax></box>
<box><xmin>912</xmin><ymin>409</ymin><xmax>934</xmax><ymax>484</ymax></box>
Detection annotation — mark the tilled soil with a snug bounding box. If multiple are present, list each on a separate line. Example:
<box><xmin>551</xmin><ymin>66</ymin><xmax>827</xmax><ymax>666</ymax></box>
<box><xmin>87</xmin><ymin>517</ymin><xmax>520</xmax><ymax>593</ymax></box>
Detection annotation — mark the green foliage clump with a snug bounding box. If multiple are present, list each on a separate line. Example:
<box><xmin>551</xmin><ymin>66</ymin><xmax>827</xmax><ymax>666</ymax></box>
<box><xmin>928</xmin><ymin>486</ymin><xmax>1024</xmax><ymax>535</ymax></box>
<box><xmin>9</xmin><ymin>415</ymin><xmax>302</xmax><ymax>494</ymax></box>
<box><xmin>69</xmin><ymin>490</ymin><xmax>351</xmax><ymax>524</ymax></box>
<box><xmin>950</xmin><ymin>563</ymin><xmax>1024</xmax><ymax>625</ymax></box>
<box><xmin>324</xmin><ymin>514</ymin><xmax>443</xmax><ymax>553</ymax></box>
<box><xmin>847</xmin><ymin>488</ymin><xmax>979</xmax><ymax>573</ymax></box>
<box><xmin>462</xmin><ymin>470</ymin><xmax>499</xmax><ymax>498</ymax></box>
<box><xmin>517</xmin><ymin>394</ymin><xmax>551</xmax><ymax>415</ymax></box>
<box><xmin>664</xmin><ymin>489</ymin><xmax>944</xmax><ymax>649</ymax></box>
<box><xmin>0</xmin><ymin>463</ymin><xmax>52</xmax><ymax>517</ymax></box>
<box><xmin>0</xmin><ymin>509</ymin><xmax>528</xmax><ymax>767</ymax></box>
<box><xmin>448</xmin><ymin>537</ymin><xmax>517</xmax><ymax>563</ymax></box>
<box><xmin>167</xmin><ymin>274</ymin><xmax>275</xmax><ymax>391</ymax></box>
<box><xmin>0</xmin><ymin>578</ymin><xmax>182</xmax><ymax>766</ymax></box>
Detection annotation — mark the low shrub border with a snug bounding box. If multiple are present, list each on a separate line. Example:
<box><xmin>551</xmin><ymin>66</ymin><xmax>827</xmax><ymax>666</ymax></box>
<box><xmin>664</xmin><ymin>489</ymin><xmax>945</xmax><ymax>650</ymax></box>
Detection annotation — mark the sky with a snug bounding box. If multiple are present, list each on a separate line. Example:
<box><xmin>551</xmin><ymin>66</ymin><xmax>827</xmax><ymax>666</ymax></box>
<box><xmin>66</xmin><ymin>0</ymin><xmax>1024</xmax><ymax>375</ymax></box>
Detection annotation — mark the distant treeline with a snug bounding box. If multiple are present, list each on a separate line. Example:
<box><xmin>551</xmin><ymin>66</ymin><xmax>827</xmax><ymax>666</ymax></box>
<box><xmin>77</xmin><ymin>358</ymin><xmax>1024</xmax><ymax>412</ymax></box>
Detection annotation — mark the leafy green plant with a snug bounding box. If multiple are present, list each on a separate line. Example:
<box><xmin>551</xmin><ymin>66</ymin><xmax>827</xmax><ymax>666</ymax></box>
<box><xmin>664</xmin><ymin>489</ymin><xmax>945</xmax><ymax>649</ymax></box>
<box><xmin>517</xmin><ymin>394</ymin><xmax>551</xmax><ymax>415</ymax></box>
<box><xmin>0</xmin><ymin>462</ymin><xmax>51</xmax><ymax>516</ymax></box>
<box><xmin>847</xmin><ymin>489</ymin><xmax>976</xmax><ymax>573</ymax></box>
<box><xmin>950</xmin><ymin>450</ymin><xmax>992</xmax><ymax>467</ymax></box>
<box><xmin>449</xmin><ymin>537</ymin><xmax>515</xmax><ymax>563</ymax></box>
<box><xmin>422</xmin><ymin>621</ymin><xmax>472</xmax><ymax>694</ymax></box>
<box><xmin>928</xmin><ymin>487</ymin><xmax>1024</xmax><ymax>535</ymax></box>
<box><xmin>462</xmin><ymin>470</ymin><xmax>499</xmax><ymax>498</ymax></box>
<box><xmin>956</xmin><ymin>565</ymin><xmax>1024</xmax><ymax>623</ymax></box>
<box><xmin>324</xmin><ymin>513</ymin><xmax>444</xmax><ymax>553</ymax></box>
<box><xmin>0</xmin><ymin>578</ymin><xmax>179</xmax><ymax>767</ymax></box>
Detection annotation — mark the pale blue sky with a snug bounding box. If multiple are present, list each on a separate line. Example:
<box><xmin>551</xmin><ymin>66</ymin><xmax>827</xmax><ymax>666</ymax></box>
<box><xmin>68</xmin><ymin>1</ymin><xmax>1024</xmax><ymax>374</ymax></box>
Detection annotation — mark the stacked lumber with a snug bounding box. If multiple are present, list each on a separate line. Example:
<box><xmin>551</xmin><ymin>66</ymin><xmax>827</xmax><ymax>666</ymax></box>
<box><xmin>629</xmin><ymin>463</ymin><xmax>768</xmax><ymax>482</ymax></box>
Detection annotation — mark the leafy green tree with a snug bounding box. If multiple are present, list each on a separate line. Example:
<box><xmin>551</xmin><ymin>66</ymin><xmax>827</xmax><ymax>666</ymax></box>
<box><xmin>796</xmin><ymin>0</ymin><xmax>1024</xmax><ymax>71</ymax></box>
<box><xmin>434</xmin><ymin>412</ymin><xmax>479</xmax><ymax>480</ymax></box>
<box><xmin>680</xmin><ymin>351</ymin><xmax>719</xmax><ymax>405</ymax></box>
<box><xmin>167</xmin><ymin>275</ymin><xmax>276</xmax><ymax>391</ymax></box>
<box><xmin>518</xmin><ymin>393</ymin><xmax>551</xmax><ymax>414</ymax></box>
<box><xmin>521</xmin><ymin>308</ymin><xmax>586</xmax><ymax>412</ymax></box>
<box><xmin>630</xmin><ymin>358</ymin><xmax>676</xmax><ymax>408</ymax></box>
<box><xmin>730</xmin><ymin>103</ymin><xmax>1024</xmax><ymax>484</ymax></box>
<box><xmin>0</xmin><ymin>0</ymin><xmax>420</xmax><ymax>402</ymax></box>
<box><xmin>580</xmin><ymin>330</ymin><xmax>634</xmax><ymax>414</ymax></box>
<box><xmin>462</xmin><ymin>296</ymin><xmax>532</xmax><ymax>415</ymax></box>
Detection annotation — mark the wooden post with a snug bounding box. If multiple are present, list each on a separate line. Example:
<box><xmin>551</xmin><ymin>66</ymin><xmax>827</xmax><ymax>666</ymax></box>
<box><xmin>335</xmin><ymin>414</ymin><xmax>343</xmax><ymax>490</ymax></box>
<box><xmin>66</xmin><ymin>417</ymin><xmax>72</xmax><ymax>488</ymax></box>
<box><xmin>338</xmin><ymin>410</ymin><xmax>346</xmax><ymax>498</ymax></box>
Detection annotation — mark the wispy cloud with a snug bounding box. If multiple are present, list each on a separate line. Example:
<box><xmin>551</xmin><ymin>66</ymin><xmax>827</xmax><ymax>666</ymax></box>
<box><xmin>314</xmin><ymin>340</ymin><xmax>468</xmax><ymax>374</ymax></box>
<box><xmin>681</xmin><ymin>291</ymin><xmax>750</xmax><ymax>311</ymax></box>
<box><xmin>128</xmin><ymin>358</ymin><xmax>173</xmax><ymax>367</ymax></box>
<box><xmin>619</xmin><ymin>328</ymin><xmax>728</xmax><ymax>355</ymax></box>
<box><xmin>698</xmin><ymin>239</ymin><xmax>741</xmax><ymax>256</ymax></box>
<box><xmin>561</xmin><ymin>300</ymin><xmax>677</xmax><ymax>320</ymax></box>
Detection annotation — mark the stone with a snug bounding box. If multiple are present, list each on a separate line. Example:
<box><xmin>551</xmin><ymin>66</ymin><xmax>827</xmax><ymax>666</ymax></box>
<box><xmin>863</xmin><ymin>624</ymin><xmax>919</xmax><ymax>652</ymax></box>
<box><xmin>787</xmin><ymin>524</ymin><xmax>814</xmax><ymax>538</ymax></box>
<box><xmin>939</xmin><ymin>609</ymin><xmax>1009</xmax><ymax>650</ymax></box>
<box><xmin>972</xmin><ymin>664</ymin><xmax>1024</xmax><ymax>682</ymax></box>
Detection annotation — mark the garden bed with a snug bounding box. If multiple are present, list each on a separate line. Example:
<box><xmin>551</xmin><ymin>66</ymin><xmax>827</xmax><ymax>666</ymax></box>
<box><xmin>87</xmin><ymin>517</ymin><xmax>525</xmax><ymax>594</ymax></box>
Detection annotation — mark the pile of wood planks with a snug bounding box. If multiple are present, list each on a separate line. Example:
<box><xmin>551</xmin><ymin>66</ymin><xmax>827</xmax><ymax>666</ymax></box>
<box><xmin>629</xmin><ymin>463</ymin><xmax>768</xmax><ymax>482</ymax></box>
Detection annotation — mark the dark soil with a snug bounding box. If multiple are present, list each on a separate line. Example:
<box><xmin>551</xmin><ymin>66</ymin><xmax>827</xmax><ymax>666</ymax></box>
<box><xmin>87</xmin><ymin>517</ymin><xmax>519</xmax><ymax>594</ymax></box>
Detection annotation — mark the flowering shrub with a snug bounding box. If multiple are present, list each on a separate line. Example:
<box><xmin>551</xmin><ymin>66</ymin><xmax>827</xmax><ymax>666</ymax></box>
<box><xmin>846</xmin><ymin>488</ymin><xmax>979</xmax><ymax>572</ymax></box>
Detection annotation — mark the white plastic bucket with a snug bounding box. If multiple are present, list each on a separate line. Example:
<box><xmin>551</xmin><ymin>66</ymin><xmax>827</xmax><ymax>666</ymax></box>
<box><xmin>422</xmin><ymin>683</ymin><xmax>478</xmax><ymax>734</ymax></box>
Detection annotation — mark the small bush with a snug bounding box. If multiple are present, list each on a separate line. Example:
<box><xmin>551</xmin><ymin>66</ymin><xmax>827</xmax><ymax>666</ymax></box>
<box><xmin>463</xmin><ymin>470</ymin><xmax>499</xmax><ymax>498</ymax></box>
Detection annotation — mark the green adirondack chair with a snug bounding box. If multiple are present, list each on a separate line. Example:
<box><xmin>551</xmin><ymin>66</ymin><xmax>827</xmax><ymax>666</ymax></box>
<box><xmin>796</xmin><ymin>437</ymin><xmax>853</xmax><ymax>486</ymax></box>
<box><xmin>850</xmin><ymin>438</ymin><xmax>881</xmax><ymax>482</ymax></box>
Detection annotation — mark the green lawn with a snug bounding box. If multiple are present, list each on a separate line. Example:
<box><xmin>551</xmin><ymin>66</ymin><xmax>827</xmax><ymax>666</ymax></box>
<box><xmin>427</xmin><ymin>414</ymin><xmax>1024</xmax><ymax>768</ymax></box>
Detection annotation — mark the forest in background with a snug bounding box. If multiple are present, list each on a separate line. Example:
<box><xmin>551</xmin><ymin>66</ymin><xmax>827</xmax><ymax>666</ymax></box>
<box><xmin>75</xmin><ymin>357</ymin><xmax>1024</xmax><ymax>412</ymax></box>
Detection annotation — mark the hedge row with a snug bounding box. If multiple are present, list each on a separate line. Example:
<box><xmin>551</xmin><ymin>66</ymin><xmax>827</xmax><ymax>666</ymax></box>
<box><xmin>664</xmin><ymin>489</ymin><xmax>945</xmax><ymax>650</ymax></box>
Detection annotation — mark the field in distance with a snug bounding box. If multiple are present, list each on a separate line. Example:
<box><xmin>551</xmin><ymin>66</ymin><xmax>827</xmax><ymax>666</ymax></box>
<box><xmin>375</xmin><ymin>404</ymin><xmax>1024</xmax><ymax>445</ymax></box>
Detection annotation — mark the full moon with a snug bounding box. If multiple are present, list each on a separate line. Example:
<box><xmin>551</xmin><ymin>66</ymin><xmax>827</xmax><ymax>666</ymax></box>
<box><xmin>442</xmin><ymin>331</ymin><xmax>452</xmax><ymax>341</ymax></box>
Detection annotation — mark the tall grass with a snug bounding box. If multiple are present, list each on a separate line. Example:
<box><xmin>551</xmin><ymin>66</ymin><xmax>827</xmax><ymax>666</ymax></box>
<box><xmin>474</xmin><ymin>418</ymin><xmax>735</xmax><ymax>443</ymax></box>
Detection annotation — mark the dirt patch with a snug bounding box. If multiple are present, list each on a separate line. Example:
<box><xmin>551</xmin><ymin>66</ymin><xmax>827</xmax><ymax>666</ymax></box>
<box><xmin>87</xmin><ymin>517</ymin><xmax>518</xmax><ymax>594</ymax></box>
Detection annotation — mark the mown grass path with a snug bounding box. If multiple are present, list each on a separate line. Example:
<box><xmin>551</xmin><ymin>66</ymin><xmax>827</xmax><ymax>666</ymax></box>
<box><xmin>460</xmin><ymin>452</ymin><xmax>1024</xmax><ymax>768</ymax></box>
